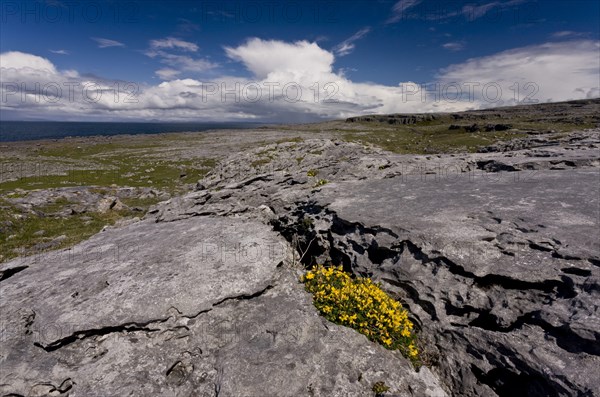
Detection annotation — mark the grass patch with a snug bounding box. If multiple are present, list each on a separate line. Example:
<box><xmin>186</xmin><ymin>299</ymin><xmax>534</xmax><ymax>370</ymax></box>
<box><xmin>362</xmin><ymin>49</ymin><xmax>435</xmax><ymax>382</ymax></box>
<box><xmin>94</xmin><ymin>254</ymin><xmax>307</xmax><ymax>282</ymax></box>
<box><xmin>0</xmin><ymin>199</ymin><xmax>139</xmax><ymax>263</ymax></box>
<box><xmin>119</xmin><ymin>196</ymin><xmax>163</xmax><ymax>210</ymax></box>
<box><xmin>338</xmin><ymin>111</ymin><xmax>597</xmax><ymax>154</ymax></box>
<box><xmin>342</xmin><ymin>120</ymin><xmax>528</xmax><ymax>154</ymax></box>
<box><xmin>372</xmin><ymin>382</ymin><xmax>390</xmax><ymax>395</ymax></box>
<box><xmin>0</xmin><ymin>156</ymin><xmax>216</xmax><ymax>195</ymax></box>
<box><xmin>0</xmin><ymin>141</ymin><xmax>217</xmax><ymax>260</ymax></box>
<box><xmin>249</xmin><ymin>147</ymin><xmax>281</xmax><ymax>168</ymax></box>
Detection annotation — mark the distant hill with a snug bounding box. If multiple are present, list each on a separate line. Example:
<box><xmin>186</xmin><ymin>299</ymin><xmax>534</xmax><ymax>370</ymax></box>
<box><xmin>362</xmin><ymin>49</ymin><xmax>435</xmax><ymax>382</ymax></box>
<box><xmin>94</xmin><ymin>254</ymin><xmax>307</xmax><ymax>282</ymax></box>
<box><xmin>346</xmin><ymin>98</ymin><xmax>600</xmax><ymax>126</ymax></box>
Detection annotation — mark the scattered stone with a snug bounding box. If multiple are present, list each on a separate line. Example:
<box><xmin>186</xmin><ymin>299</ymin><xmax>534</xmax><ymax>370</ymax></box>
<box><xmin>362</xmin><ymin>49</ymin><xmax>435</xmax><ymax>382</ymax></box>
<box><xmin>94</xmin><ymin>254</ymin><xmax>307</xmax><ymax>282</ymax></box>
<box><xmin>96</xmin><ymin>197</ymin><xmax>115</xmax><ymax>213</ymax></box>
<box><xmin>109</xmin><ymin>198</ymin><xmax>127</xmax><ymax>211</ymax></box>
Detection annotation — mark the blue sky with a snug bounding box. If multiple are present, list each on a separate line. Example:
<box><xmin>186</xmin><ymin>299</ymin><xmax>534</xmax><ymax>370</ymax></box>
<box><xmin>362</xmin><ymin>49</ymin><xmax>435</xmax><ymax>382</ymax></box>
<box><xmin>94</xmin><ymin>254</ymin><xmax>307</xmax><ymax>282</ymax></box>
<box><xmin>1</xmin><ymin>0</ymin><xmax>599</xmax><ymax>121</ymax></box>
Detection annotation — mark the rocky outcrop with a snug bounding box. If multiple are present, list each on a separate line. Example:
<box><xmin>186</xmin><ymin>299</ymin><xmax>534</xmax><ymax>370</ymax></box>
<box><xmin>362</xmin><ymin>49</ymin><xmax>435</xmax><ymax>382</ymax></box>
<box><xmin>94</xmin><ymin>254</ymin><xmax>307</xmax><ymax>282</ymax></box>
<box><xmin>347</xmin><ymin>114</ymin><xmax>438</xmax><ymax>124</ymax></box>
<box><xmin>0</xmin><ymin>210</ymin><xmax>447</xmax><ymax>396</ymax></box>
<box><xmin>1</xmin><ymin>127</ymin><xmax>598</xmax><ymax>396</ymax></box>
<box><xmin>279</xmin><ymin>169</ymin><xmax>600</xmax><ymax>396</ymax></box>
<box><xmin>146</xmin><ymin>129</ymin><xmax>598</xmax><ymax>396</ymax></box>
<box><xmin>5</xmin><ymin>186</ymin><xmax>170</xmax><ymax>215</ymax></box>
<box><xmin>347</xmin><ymin>99</ymin><xmax>600</xmax><ymax>127</ymax></box>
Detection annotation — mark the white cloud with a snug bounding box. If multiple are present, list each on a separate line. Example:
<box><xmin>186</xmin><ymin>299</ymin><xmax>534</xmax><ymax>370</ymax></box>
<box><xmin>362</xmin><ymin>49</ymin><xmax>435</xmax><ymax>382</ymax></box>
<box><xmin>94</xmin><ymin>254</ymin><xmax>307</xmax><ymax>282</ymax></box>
<box><xmin>462</xmin><ymin>0</ymin><xmax>526</xmax><ymax>20</ymax></box>
<box><xmin>442</xmin><ymin>41</ymin><xmax>465</xmax><ymax>51</ymax></box>
<box><xmin>144</xmin><ymin>37</ymin><xmax>215</xmax><ymax>77</ymax></box>
<box><xmin>387</xmin><ymin>0</ymin><xmax>528</xmax><ymax>23</ymax></box>
<box><xmin>1</xmin><ymin>52</ymin><xmax>58</xmax><ymax>73</ymax></box>
<box><xmin>155</xmin><ymin>52</ymin><xmax>217</xmax><ymax>72</ymax></box>
<box><xmin>92</xmin><ymin>37</ymin><xmax>125</xmax><ymax>48</ymax></box>
<box><xmin>225</xmin><ymin>38</ymin><xmax>335</xmax><ymax>80</ymax></box>
<box><xmin>437</xmin><ymin>40</ymin><xmax>600</xmax><ymax>105</ymax></box>
<box><xmin>387</xmin><ymin>0</ymin><xmax>422</xmax><ymax>23</ymax></box>
<box><xmin>49</xmin><ymin>49</ymin><xmax>70</xmax><ymax>55</ymax></box>
<box><xmin>149</xmin><ymin>37</ymin><xmax>199</xmax><ymax>52</ymax></box>
<box><xmin>552</xmin><ymin>31</ymin><xmax>587</xmax><ymax>38</ymax></box>
<box><xmin>333</xmin><ymin>27</ymin><xmax>371</xmax><ymax>56</ymax></box>
<box><xmin>1</xmin><ymin>39</ymin><xmax>598</xmax><ymax>122</ymax></box>
<box><xmin>462</xmin><ymin>2</ymin><xmax>499</xmax><ymax>19</ymax></box>
<box><xmin>155</xmin><ymin>68</ymin><xmax>181</xmax><ymax>80</ymax></box>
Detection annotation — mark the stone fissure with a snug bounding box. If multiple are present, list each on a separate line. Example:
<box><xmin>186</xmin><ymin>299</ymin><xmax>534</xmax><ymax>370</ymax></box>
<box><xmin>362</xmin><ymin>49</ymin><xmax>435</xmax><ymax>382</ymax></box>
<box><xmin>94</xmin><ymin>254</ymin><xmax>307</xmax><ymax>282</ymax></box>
<box><xmin>0</xmin><ymin>266</ymin><xmax>28</xmax><ymax>282</ymax></box>
<box><xmin>272</xmin><ymin>195</ymin><xmax>598</xmax><ymax>396</ymax></box>
<box><xmin>34</xmin><ymin>320</ymin><xmax>165</xmax><ymax>352</ymax></box>
<box><xmin>34</xmin><ymin>285</ymin><xmax>276</xmax><ymax>353</ymax></box>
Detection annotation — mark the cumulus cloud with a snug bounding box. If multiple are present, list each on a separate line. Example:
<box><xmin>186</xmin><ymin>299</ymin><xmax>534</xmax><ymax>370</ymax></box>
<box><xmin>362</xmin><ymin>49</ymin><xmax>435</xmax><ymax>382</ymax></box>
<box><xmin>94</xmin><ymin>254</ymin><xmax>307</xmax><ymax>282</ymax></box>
<box><xmin>1</xmin><ymin>52</ymin><xmax>58</xmax><ymax>73</ymax></box>
<box><xmin>149</xmin><ymin>37</ymin><xmax>199</xmax><ymax>52</ymax></box>
<box><xmin>224</xmin><ymin>38</ymin><xmax>335</xmax><ymax>80</ymax></box>
<box><xmin>333</xmin><ymin>27</ymin><xmax>371</xmax><ymax>56</ymax></box>
<box><xmin>1</xmin><ymin>39</ymin><xmax>598</xmax><ymax>122</ymax></box>
<box><xmin>155</xmin><ymin>68</ymin><xmax>181</xmax><ymax>80</ymax></box>
<box><xmin>92</xmin><ymin>37</ymin><xmax>125</xmax><ymax>48</ymax></box>
<box><xmin>437</xmin><ymin>40</ymin><xmax>600</xmax><ymax>104</ymax></box>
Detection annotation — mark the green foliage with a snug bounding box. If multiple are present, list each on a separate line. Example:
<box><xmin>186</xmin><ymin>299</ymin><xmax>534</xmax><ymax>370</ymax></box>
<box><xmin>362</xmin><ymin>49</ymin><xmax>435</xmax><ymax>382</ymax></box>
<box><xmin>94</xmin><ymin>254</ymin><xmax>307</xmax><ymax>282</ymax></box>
<box><xmin>313</xmin><ymin>179</ymin><xmax>328</xmax><ymax>187</ymax></box>
<box><xmin>250</xmin><ymin>157</ymin><xmax>272</xmax><ymax>168</ymax></box>
<box><xmin>0</xmin><ymin>198</ymin><xmax>139</xmax><ymax>263</ymax></box>
<box><xmin>299</xmin><ymin>217</ymin><xmax>314</xmax><ymax>233</ymax></box>
<box><xmin>1</xmin><ymin>138</ymin><xmax>216</xmax><ymax>195</ymax></box>
<box><xmin>372</xmin><ymin>381</ymin><xmax>390</xmax><ymax>395</ymax></box>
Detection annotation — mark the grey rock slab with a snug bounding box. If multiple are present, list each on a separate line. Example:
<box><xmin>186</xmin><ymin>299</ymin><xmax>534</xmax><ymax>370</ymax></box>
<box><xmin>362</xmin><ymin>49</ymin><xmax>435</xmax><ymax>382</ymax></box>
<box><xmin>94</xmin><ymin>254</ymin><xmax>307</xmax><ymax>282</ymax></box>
<box><xmin>313</xmin><ymin>169</ymin><xmax>600</xmax><ymax>282</ymax></box>
<box><xmin>291</xmin><ymin>168</ymin><xmax>600</xmax><ymax>396</ymax></box>
<box><xmin>0</xmin><ymin>217</ymin><xmax>288</xmax><ymax>350</ymax></box>
<box><xmin>0</xmin><ymin>268</ymin><xmax>448</xmax><ymax>397</ymax></box>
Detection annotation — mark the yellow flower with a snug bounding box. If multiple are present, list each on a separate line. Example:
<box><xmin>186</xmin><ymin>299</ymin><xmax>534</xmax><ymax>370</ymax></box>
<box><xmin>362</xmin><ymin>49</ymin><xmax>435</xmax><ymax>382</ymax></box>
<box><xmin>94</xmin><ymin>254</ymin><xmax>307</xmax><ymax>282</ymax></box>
<box><xmin>408</xmin><ymin>344</ymin><xmax>419</xmax><ymax>357</ymax></box>
<box><xmin>302</xmin><ymin>265</ymin><xmax>418</xmax><ymax>360</ymax></box>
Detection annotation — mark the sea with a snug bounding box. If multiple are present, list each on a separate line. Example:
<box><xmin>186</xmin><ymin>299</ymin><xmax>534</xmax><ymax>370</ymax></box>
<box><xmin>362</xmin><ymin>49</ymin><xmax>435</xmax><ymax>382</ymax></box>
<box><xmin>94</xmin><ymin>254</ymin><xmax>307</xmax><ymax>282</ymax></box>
<box><xmin>0</xmin><ymin>121</ymin><xmax>266</xmax><ymax>142</ymax></box>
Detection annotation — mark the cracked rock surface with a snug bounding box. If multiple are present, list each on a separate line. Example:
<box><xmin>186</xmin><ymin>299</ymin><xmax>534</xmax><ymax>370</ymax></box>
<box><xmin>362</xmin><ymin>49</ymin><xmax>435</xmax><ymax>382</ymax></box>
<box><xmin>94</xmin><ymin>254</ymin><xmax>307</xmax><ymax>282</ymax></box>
<box><xmin>1</xmin><ymin>127</ymin><xmax>598</xmax><ymax>396</ymax></box>
<box><xmin>0</xmin><ymin>212</ymin><xmax>446</xmax><ymax>396</ymax></box>
<box><xmin>300</xmin><ymin>169</ymin><xmax>600</xmax><ymax>396</ymax></box>
<box><xmin>148</xmin><ymin>128</ymin><xmax>598</xmax><ymax>396</ymax></box>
